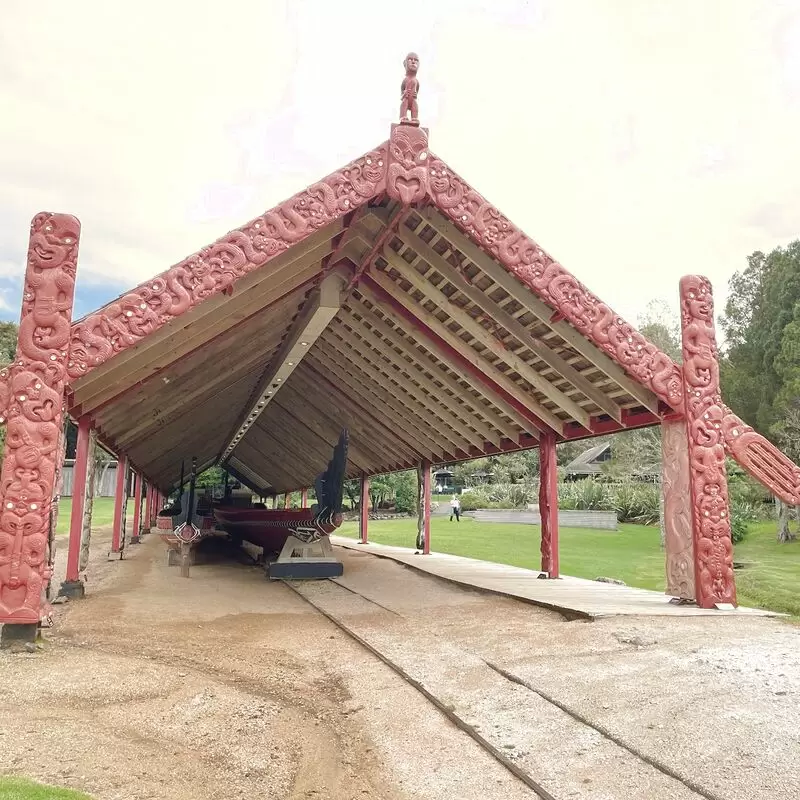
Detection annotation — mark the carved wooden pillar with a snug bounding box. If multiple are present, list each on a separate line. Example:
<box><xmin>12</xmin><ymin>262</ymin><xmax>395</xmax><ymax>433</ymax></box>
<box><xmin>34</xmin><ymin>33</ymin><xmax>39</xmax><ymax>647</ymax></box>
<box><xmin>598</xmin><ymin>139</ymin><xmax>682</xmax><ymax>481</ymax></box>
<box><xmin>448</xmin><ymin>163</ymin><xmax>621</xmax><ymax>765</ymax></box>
<box><xmin>110</xmin><ymin>454</ymin><xmax>129</xmax><ymax>556</ymax></box>
<box><xmin>301</xmin><ymin>488</ymin><xmax>308</xmax><ymax>509</ymax></box>
<box><xmin>680</xmin><ymin>276</ymin><xmax>736</xmax><ymax>608</ymax></box>
<box><xmin>661</xmin><ymin>419</ymin><xmax>695</xmax><ymax>600</ymax></box>
<box><xmin>284</xmin><ymin>493</ymin><xmax>291</xmax><ymax>509</ymax></box>
<box><xmin>0</xmin><ymin>213</ymin><xmax>80</xmax><ymax>641</ymax></box>
<box><xmin>62</xmin><ymin>416</ymin><xmax>92</xmax><ymax>598</ymax></box>
<box><xmin>539</xmin><ymin>430</ymin><xmax>559</xmax><ymax>577</ymax></box>
<box><xmin>130</xmin><ymin>473</ymin><xmax>143</xmax><ymax>544</ymax></box>
<box><xmin>359</xmin><ymin>474</ymin><xmax>370</xmax><ymax>544</ymax></box>
<box><xmin>78</xmin><ymin>428</ymin><xmax>97</xmax><ymax>576</ymax></box>
<box><xmin>416</xmin><ymin>460</ymin><xmax>431</xmax><ymax>554</ymax></box>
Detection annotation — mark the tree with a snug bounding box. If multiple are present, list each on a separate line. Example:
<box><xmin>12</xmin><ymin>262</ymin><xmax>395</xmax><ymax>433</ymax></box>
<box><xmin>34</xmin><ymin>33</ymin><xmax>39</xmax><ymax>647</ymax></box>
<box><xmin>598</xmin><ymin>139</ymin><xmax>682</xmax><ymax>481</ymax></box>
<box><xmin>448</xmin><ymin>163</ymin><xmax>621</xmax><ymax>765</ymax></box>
<box><xmin>719</xmin><ymin>242</ymin><xmax>800</xmax><ymax>542</ymax></box>
<box><xmin>637</xmin><ymin>299</ymin><xmax>682</xmax><ymax>362</ymax></box>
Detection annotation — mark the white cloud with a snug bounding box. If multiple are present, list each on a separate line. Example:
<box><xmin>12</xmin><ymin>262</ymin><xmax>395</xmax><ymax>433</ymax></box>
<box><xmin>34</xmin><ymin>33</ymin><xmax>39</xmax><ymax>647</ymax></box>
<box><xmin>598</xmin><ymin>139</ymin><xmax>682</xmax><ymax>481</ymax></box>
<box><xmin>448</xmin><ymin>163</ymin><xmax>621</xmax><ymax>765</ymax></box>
<box><xmin>0</xmin><ymin>0</ymin><xmax>798</xmax><ymax>335</ymax></box>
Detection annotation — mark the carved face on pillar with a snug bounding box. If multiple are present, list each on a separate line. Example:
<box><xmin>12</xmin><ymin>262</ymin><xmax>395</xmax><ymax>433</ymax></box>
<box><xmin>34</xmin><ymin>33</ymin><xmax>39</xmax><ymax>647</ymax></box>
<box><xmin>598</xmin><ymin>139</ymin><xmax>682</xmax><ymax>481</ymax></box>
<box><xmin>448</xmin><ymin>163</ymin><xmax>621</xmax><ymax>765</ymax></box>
<box><xmin>387</xmin><ymin>126</ymin><xmax>429</xmax><ymax>206</ymax></box>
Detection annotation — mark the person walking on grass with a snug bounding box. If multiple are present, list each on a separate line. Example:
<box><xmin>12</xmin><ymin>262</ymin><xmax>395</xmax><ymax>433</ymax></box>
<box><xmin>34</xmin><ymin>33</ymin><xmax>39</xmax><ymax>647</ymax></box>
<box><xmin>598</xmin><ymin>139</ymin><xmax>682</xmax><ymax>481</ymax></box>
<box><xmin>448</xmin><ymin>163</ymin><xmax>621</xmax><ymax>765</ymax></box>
<box><xmin>449</xmin><ymin>494</ymin><xmax>461</xmax><ymax>522</ymax></box>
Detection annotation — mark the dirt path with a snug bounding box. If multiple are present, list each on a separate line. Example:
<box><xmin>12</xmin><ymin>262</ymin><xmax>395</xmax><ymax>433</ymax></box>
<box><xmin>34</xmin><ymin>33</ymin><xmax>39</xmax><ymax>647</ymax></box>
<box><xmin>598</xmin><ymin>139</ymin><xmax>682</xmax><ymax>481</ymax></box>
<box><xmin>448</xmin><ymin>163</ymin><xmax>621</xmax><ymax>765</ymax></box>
<box><xmin>1</xmin><ymin>531</ymin><xmax>799</xmax><ymax>799</ymax></box>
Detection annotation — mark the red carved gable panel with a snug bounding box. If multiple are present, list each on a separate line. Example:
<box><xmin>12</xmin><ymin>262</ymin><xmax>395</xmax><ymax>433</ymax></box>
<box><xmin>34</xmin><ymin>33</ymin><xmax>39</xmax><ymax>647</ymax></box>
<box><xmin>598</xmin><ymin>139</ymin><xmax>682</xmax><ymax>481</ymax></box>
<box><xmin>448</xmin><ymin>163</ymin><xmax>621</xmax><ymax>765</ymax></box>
<box><xmin>66</xmin><ymin>145</ymin><xmax>389</xmax><ymax>382</ymax></box>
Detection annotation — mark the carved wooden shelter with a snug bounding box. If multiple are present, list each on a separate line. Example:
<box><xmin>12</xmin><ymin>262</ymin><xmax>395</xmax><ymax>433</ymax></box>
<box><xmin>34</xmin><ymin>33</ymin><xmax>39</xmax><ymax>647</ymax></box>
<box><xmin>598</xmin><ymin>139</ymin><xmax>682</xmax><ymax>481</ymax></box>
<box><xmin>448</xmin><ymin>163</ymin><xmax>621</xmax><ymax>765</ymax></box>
<box><xmin>1</xmin><ymin>54</ymin><xmax>799</xmax><ymax>640</ymax></box>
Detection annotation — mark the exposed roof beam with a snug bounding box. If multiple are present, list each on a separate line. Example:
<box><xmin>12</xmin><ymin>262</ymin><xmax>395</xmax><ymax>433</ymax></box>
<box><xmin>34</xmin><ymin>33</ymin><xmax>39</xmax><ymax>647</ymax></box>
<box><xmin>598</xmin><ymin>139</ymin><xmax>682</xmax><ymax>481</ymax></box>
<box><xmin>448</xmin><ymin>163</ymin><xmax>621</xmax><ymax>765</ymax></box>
<box><xmin>289</xmin><ymin>365</ymin><xmax>415</xmax><ymax>469</ymax></box>
<box><xmin>321</xmin><ymin>327</ymin><xmax>474</xmax><ymax>455</ymax></box>
<box><xmin>367</xmin><ymin>269</ymin><xmax>556</xmax><ymax>436</ymax></box>
<box><xmin>383</xmin><ymin>245</ymin><xmax>591</xmax><ymax>430</ymax></box>
<box><xmin>309</xmin><ymin>342</ymin><xmax>455</xmax><ymax>457</ymax></box>
<box><xmin>277</xmin><ymin>376</ymin><xmax>403</xmax><ymax>472</ymax></box>
<box><xmin>341</xmin><ymin>304</ymin><xmax>506</xmax><ymax>445</ymax></box>
<box><xmin>221</xmin><ymin>267</ymin><xmax>351</xmax><ymax>461</ymax></box>
<box><xmin>332</xmin><ymin>315</ymin><xmax>492</xmax><ymax>450</ymax></box>
<box><xmin>304</xmin><ymin>354</ymin><xmax>441</xmax><ymax>461</ymax></box>
<box><xmin>394</xmin><ymin>226</ymin><xmax>625</xmax><ymax>424</ymax></box>
<box><xmin>419</xmin><ymin>208</ymin><xmax>661</xmax><ymax>414</ymax></box>
<box><xmin>356</xmin><ymin>281</ymin><xmax>528</xmax><ymax>442</ymax></box>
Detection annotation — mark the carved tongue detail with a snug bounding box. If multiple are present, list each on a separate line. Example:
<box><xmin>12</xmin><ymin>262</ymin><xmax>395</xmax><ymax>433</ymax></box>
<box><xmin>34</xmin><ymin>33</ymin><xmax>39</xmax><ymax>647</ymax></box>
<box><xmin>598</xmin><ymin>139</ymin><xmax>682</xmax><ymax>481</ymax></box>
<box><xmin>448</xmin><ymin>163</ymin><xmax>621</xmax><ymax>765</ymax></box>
<box><xmin>394</xmin><ymin>176</ymin><xmax>422</xmax><ymax>206</ymax></box>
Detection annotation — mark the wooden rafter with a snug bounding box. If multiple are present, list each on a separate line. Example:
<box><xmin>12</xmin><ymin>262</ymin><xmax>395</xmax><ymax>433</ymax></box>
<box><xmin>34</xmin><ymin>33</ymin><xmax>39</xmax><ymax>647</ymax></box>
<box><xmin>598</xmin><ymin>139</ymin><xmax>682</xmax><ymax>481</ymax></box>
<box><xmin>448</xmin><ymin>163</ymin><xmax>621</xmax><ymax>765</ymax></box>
<box><xmin>319</xmin><ymin>327</ymin><xmax>482</xmax><ymax>451</ymax></box>
<box><xmin>418</xmin><ymin>208</ymin><xmax>661</xmax><ymax>414</ymax></box>
<box><xmin>355</xmin><ymin>280</ymin><xmax>529</xmax><ymax>441</ymax></box>
<box><xmin>311</xmin><ymin>337</ymin><xmax>459</xmax><ymax>455</ymax></box>
<box><xmin>367</xmin><ymin>269</ymin><xmax>556</xmax><ymax>436</ymax></box>
<box><xmin>382</xmin><ymin>243</ymin><xmax>592</xmax><ymax>430</ymax></box>
<box><xmin>394</xmin><ymin>225</ymin><xmax>625</xmax><ymax>423</ymax></box>
<box><xmin>339</xmin><ymin>305</ymin><xmax>506</xmax><ymax>445</ymax></box>
<box><xmin>304</xmin><ymin>352</ymin><xmax>443</xmax><ymax>461</ymax></box>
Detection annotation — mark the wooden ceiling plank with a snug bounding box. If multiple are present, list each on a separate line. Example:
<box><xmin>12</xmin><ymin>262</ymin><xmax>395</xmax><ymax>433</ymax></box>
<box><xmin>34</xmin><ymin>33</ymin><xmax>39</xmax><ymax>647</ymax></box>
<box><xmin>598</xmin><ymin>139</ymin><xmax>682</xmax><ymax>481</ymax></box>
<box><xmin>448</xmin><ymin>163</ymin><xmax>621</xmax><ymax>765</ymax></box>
<box><xmin>275</xmin><ymin>380</ymin><xmax>400</xmax><ymax>473</ymax></box>
<box><xmin>419</xmin><ymin>208</ymin><xmax>661</xmax><ymax>414</ymax></box>
<box><xmin>314</xmin><ymin>334</ymin><xmax>465</xmax><ymax>455</ymax></box>
<box><xmin>74</xmin><ymin>263</ymin><xmax>320</xmax><ymax>414</ymax></box>
<box><xmin>366</xmin><ymin>271</ymin><xmax>548</xmax><ymax>438</ymax></box>
<box><xmin>113</xmin><ymin>371</ymin><xmax>260</xmax><ymax>450</ymax></box>
<box><xmin>305</xmin><ymin>349</ymin><xmax>447</xmax><ymax>461</ymax></box>
<box><xmin>383</xmin><ymin>244</ymin><xmax>589</xmax><ymax>430</ymax></box>
<box><xmin>396</xmin><ymin>226</ymin><xmax>625</xmax><ymax>424</ymax></box>
<box><xmin>352</xmin><ymin>285</ymin><xmax>523</xmax><ymax>441</ymax></box>
<box><xmin>69</xmin><ymin>220</ymin><xmax>353</xmax><ymax>394</ymax></box>
<box><xmin>233</xmin><ymin>436</ymin><xmax>307</xmax><ymax>490</ymax></box>
<box><xmin>70</xmin><ymin>233</ymin><xmax>337</xmax><ymax>407</ymax></box>
<box><xmin>341</xmin><ymin>303</ymin><xmax>506</xmax><ymax>445</ymax></box>
<box><xmin>260</xmin><ymin>402</ymin><xmax>365</xmax><ymax>474</ymax></box>
<box><xmin>329</xmin><ymin>318</ymin><xmax>489</xmax><ymax>451</ymax></box>
<box><xmin>97</xmin><ymin>319</ymin><xmax>288</xmax><ymax>429</ymax></box>
<box><xmin>288</xmin><ymin>367</ymin><xmax>414</xmax><ymax>470</ymax></box>
<box><xmin>245</xmin><ymin>419</ymin><xmax>334</xmax><ymax>478</ymax></box>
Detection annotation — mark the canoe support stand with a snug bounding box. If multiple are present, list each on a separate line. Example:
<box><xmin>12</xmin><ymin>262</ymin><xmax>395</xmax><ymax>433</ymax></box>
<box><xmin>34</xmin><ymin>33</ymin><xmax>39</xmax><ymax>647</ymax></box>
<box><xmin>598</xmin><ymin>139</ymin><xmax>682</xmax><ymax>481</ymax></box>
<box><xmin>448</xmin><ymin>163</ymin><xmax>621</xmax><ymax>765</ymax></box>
<box><xmin>268</xmin><ymin>535</ymin><xmax>343</xmax><ymax>580</ymax></box>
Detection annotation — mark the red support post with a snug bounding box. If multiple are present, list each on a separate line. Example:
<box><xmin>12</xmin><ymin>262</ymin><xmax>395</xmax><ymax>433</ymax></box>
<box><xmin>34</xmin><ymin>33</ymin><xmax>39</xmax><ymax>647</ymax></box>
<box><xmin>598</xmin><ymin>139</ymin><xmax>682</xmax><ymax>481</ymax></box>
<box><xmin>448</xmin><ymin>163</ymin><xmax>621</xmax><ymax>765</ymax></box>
<box><xmin>421</xmin><ymin>460</ymin><xmax>432</xmax><ymax>555</ymax></box>
<box><xmin>301</xmin><ymin>488</ymin><xmax>308</xmax><ymax>508</ymax></box>
<box><xmin>539</xmin><ymin>430</ymin><xmax>559</xmax><ymax>577</ymax></box>
<box><xmin>359</xmin><ymin>474</ymin><xmax>370</xmax><ymax>544</ymax></box>
<box><xmin>63</xmin><ymin>416</ymin><xmax>92</xmax><ymax>597</ymax></box>
<box><xmin>144</xmin><ymin>483</ymin><xmax>153</xmax><ymax>533</ymax></box>
<box><xmin>0</xmin><ymin>213</ymin><xmax>80</xmax><ymax>640</ymax></box>
<box><xmin>680</xmin><ymin>276</ymin><xmax>736</xmax><ymax>608</ymax></box>
<box><xmin>110</xmin><ymin>454</ymin><xmax>129</xmax><ymax>556</ymax></box>
<box><xmin>130</xmin><ymin>473</ymin><xmax>143</xmax><ymax>544</ymax></box>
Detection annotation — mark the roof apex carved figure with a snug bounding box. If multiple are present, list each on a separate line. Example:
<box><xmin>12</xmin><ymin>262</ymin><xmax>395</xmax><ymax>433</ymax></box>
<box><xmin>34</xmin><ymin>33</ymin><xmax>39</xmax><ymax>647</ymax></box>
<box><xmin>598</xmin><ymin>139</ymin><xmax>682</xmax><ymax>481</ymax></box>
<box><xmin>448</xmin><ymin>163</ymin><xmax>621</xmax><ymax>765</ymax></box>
<box><xmin>399</xmin><ymin>52</ymin><xmax>420</xmax><ymax>127</ymax></box>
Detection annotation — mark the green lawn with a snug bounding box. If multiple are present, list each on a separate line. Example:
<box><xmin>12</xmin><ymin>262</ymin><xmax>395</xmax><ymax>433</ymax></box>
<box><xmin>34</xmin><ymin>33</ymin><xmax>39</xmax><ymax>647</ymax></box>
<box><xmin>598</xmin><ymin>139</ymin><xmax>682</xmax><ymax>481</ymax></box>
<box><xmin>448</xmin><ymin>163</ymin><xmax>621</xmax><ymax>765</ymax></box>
<box><xmin>0</xmin><ymin>777</ymin><xmax>91</xmax><ymax>799</ymax></box>
<box><xmin>339</xmin><ymin>517</ymin><xmax>800</xmax><ymax>617</ymax></box>
<box><xmin>54</xmin><ymin>497</ymin><xmax>116</xmax><ymax>536</ymax></box>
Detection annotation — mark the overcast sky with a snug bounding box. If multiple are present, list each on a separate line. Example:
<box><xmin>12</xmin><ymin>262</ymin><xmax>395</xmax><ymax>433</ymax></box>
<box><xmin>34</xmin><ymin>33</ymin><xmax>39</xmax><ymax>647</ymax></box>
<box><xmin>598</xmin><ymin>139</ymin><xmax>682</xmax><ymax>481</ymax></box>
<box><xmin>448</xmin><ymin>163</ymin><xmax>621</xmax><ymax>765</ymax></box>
<box><xmin>1</xmin><ymin>0</ymin><xmax>798</xmax><ymax>333</ymax></box>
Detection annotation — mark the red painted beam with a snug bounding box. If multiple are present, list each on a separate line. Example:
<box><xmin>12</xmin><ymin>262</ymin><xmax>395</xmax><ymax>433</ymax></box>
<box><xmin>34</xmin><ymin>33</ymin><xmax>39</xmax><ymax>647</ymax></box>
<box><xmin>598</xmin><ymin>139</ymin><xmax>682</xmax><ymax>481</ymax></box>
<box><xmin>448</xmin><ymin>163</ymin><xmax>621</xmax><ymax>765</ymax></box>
<box><xmin>562</xmin><ymin>409</ymin><xmax>664</xmax><ymax>440</ymax></box>
<box><xmin>65</xmin><ymin>416</ymin><xmax>92</xmax><ymax>584</ymax></box>
<box><xmin>359</xmin><ymin>473</ymin><xmax>369</xmax><ymax>544</ymax></box>
<box><xmin>539</xmin><ymin>430</ymin><xmax>559</xmax><ymax>578</ymax></box>
<box><xmin>110</xmin><ymin>453</ymin><xmax>128</xmax><ymax>554</ymax></box>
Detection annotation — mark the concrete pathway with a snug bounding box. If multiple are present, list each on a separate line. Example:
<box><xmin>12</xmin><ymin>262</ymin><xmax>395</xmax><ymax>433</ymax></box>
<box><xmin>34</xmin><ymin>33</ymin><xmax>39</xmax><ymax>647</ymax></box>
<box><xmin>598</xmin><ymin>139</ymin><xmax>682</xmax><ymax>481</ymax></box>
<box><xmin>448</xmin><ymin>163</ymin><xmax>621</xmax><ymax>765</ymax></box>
<box><xmin>331</xmin><ymin>536</ymin><xmax>777</xmax><ymax>619</ymax></box>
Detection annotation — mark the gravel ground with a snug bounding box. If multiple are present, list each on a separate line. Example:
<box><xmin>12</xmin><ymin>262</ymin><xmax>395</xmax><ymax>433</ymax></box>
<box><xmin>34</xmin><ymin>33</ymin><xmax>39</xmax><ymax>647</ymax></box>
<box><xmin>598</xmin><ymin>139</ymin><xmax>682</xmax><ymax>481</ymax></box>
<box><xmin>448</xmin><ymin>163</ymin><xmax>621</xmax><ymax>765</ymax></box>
<box><xmin>1</xmin><ymin>532</ymin><xmax>798</xmax><ymax>800</ymax></box>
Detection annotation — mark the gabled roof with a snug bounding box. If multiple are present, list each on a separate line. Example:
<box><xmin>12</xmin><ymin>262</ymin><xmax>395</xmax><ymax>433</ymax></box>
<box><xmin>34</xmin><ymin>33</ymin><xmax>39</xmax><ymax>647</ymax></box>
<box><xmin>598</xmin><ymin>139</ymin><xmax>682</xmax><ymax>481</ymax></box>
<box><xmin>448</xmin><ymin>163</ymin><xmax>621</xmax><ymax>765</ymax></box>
<box><xmin>564</xmin><ymin>443</ymin><xmax>612</xmax><ymax>475</ymax></box>
<box><xmin>61</xmin><ymin>94</ymin><xmax>687</xmax><ymax>494</ymax></box>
